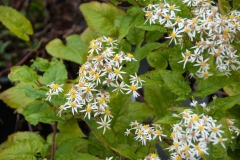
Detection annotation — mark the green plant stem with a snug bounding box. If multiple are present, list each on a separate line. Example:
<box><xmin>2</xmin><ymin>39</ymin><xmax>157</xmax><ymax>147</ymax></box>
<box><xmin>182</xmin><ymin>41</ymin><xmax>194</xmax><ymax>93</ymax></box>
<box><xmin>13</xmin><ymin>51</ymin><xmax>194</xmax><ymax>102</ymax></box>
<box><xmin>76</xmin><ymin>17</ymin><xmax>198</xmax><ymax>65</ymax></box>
<box><xmin>50</xmin><ymin>122</ymin><xmax>57</xmax><ymax>160</ymax></box>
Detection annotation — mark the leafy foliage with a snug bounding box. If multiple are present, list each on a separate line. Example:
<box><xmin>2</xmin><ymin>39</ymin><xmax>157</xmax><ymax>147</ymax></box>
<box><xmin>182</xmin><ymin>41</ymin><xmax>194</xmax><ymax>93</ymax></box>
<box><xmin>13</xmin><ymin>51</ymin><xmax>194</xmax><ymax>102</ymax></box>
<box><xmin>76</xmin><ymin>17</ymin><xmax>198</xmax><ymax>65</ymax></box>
<box><xmin>1</xmin><ymin>0</ymin><xmax>240</xmax><ymax>160</ymax></box>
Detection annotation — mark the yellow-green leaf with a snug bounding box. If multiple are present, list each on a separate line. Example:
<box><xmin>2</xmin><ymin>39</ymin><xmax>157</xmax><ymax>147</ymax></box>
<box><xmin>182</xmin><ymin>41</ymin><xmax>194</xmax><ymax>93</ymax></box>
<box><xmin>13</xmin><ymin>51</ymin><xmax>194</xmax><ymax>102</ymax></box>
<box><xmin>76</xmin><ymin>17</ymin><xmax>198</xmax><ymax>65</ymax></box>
<box><xmin>80</xmin><ymin>2</ymin><xmax>125</xmax><ymax>36</ymax></box>
<box><xmin>0</xmin><ymin>6</ymin><xmax>33</xmax><ymax>41</ymax></box>
<box><xmin>46</xmin><ymin>34</ymin><xmax>87</xmax><ymax>64</ymax></box>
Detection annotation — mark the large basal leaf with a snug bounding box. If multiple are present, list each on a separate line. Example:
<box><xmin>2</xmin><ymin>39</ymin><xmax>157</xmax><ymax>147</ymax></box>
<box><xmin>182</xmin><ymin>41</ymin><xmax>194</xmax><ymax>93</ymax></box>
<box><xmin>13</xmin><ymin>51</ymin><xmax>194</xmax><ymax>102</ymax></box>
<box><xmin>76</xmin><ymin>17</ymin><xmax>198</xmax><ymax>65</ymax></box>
<box><xmin>0</xmin><ymin>85</ymin><xmax>35</xmax><ymax>113</ymax></box>
<box><xmin>46</xmin><ymin>34</ymin><xmax>87</xmax><ymax>64</ymax></box>
<box><xmin>80</xmin><ymin>2</ymin><xmax>125</xmax><ymax>36</ymax></box>
<box><xmin>8</xmin><ymin>65</ymin><xmax>39</xmax><ymax>83</ymax></box>
<box><xmin>56</xmin><ymin>119</ymin><xmax>86</xmax><ymax>145</ymax></box>
<box><xmin>160</xmin><ymin>70</ymin><xmax>191</xmax><ymax>99</ymax></box>
<box><xmin>0</xmin><ymin>6</ymin><xmax>33</xmax><ymax>41</ymax></box>
<box><xmin>193</xmin><ymin>76</ymin><xmax>237</xmax><ymax>98</ymax></box>
<box><xmin>42</xmin><ymin>60</ymin><xmax>67</xmax><ymax>85</ymax></box>
<box><xmin>118</xmin><ymin>7</ymin><xmax>144</xmax><ymax>41</ymax></box>
<box><xmin>23</xmin><ymin>101</ymin><xmax>65</xmax><ymax>125</ymax></box>
<box><xmin>0</xmin><ymin>132</ymin><xmax>45</xmax><ymax>160</ymax></box>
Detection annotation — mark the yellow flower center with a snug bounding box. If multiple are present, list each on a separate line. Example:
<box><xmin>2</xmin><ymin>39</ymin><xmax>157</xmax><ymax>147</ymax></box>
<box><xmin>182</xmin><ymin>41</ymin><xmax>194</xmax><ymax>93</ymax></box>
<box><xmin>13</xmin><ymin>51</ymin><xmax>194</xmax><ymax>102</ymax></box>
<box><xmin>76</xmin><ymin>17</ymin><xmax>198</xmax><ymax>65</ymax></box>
<box><xmin>86</xmin><ymin>86</ymin><xmax>91</xmax><ymax>92</ymax></box>
<box><xmin>114</xmin><ymin>55</ymin><xmax>119</xmax><ymax>61</ymax></box>
<box><xmin>51</xmin><ymin>84</ymin><xmax>59</xmax><ymax>89</ymax></box>
<box><xmin>95</xmin><ymin>73</ymin><xmax>99</xmax><ymax>79</ymax></box>
<box><xmin>98</xmin><ymin>98</ymin><xmax>105</xmax><ymax>104</ymax></box>
<box><xmin>146</xmin><ymin>12</ymin><xmax>152</xmax><ymax>18</ymax></box>
<box><xmin>92</xmin><ymin>44</ymin><xmax>97</xmax><ymax>49</ymax></box>
<box><xmin>114</xmin><ymin>69</ymin><xmax>120</xmax><ymax>74</ymax></box>
<box><xmin>171</xmin><ymin>32</ymin><xmax>176</xmax><ymax>38</ymax></box>
<box><xmin>108</xmin><ymin>37</ymin><xmax>113</xmax><ymax>42</ymax></box>
<box><xmin>138</xmin><ymin>130</ymin><xmax>143</xmax><ymax>135</ymax></box>
<box><xmin>204</xmin><ymin>72</ymin><xmax>209</xmax><ymax>78</ymax></box>
<box><xmin>156</xmin><ymin>130</ymin><xmax>162</xmax><ymax>135</ymax></box>
<box><xmin>198</xmin><ymin>125</ymin><xmax>203</xmax><ymax>131</ymax></box>
<box><xmin>212</xmin><ymin>127</ymin><xmax>218</xmax><ymax>132</ymax></box>
<box><xmin>201</xmin><ymin>61</ymin><xmax>206</xmax><ymax>67</ymax></box>
<box><xmin>70</xmin><ymin>102</ymin><xmax>75</xmax><ymax>107</ymax></box>
<box><xmin>128</xmin><ymin>53</ymin><xmax>133</xmax><ymax>58</ymax></box>
<box><xmin>105</xmin><ymin>109</ymin><xmax>110</xmax><ymax>115</ymax></box>
<box><xmin>151</xmin><ymin>153</ymin><xmax>157</xmax><ymax>158</ymax></box>
<box><xmin>130</xmin><ymin>85</ymin><xmax>136</xmax><ymax>91</ymax></box>
<box><xmin>169</xmin><ymin>5</ymin><xmax>174</xmax><ymax>10</ymax></box>
<box><xmin>86</xmin><ymin>106</ymin><xmax>91</xmax><ymax>112</ymax></box>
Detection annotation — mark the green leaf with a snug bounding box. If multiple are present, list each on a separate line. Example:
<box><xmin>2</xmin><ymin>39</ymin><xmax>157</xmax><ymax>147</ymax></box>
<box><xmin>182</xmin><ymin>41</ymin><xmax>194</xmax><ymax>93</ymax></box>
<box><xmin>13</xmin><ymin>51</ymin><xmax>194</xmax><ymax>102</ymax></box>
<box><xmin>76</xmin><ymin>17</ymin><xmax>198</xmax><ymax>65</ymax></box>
<box><xmin>23</xmin><ymin>101</ymin><xmax>65</xmax><ymax>125</ymax></box>
<box><xmin>126</xmin><ymin>26</ymin><xmax>144</xmax><ymax>45</ymax></box>
<box><xmin>140</xmin><ymin>70</ymin><xmax>164</xmax><ymax>87</ymax></box>
<box><xmin>55</xmin><ymin>137</ymin><xmax>93</xmax><ymax>160</ymax></box>
<box><xmin>20</xmin><ymin>84</ymin><xmax>46</xmax><ymax>100</ymax></box>
<box><xmin>42</xmin><ymin>60</ymin><xmax>67</xmax><ymax>85</ymax></box>
<box><xmin>109</xmin><ymin>93</ymin><xmax>131</xmax><ymax>133</ymax></box>
<box><xmin>127</xmin><ymin>102</ymin><xmax>155</xmax><ymax>122</ymax></box>
<box><xmin>155</xmin><ymin>115</ymin><xmax>181</xmax><ymax>124</ymax></box>
<box><xmin>209</xmin><ymin>95</ymin><xmax>240</xmax><ymax>113</ymax></box>
<box><xmin>8</xmin><ymin>65</ymin><xmax>39</xmax><ymax>83</ymax></box>
<box><xmin>56</xmin><ymin>119</ymin><xmax>86</xmax><ymax>145</ymax></box>
<box><xmin>147</xmin><ymin>49</ymin><xmax>168</xmax><ymax>69</ymax></box>
<box><xmin>0</xmin><ymin>85</ymin><xmax>34</xmax><ymax>113</ymax></box>
<box><xmin>111</xmin><ymin>144</ymin><xmax>137</xmax><ymax>159</ymax></box>
<box><xmin>144</xmin><ymin>85</ymin><xmax>177</xmax><ymax>118</ymax></box>
<box><xmin>160</xmin><ymin>70</ymin><xmax>191</xmax><ymax>98</ymax></box>
<box><xmin>138</xmin><ymin>42</ymin><xmax>167</xmax><ymax>60</ymax></box>
<box><xmin>136</xmin><ymin>24</ymin><xmax>167</xmax><ymax>32</ymax></box>
<box><xmin>194</xmin><ymin>76</ymin><xmax>237</xmax><ymax>98</ymax></box>
<box><xmin>119</xmin><ymin>39</ymin><xmax>131</xmax><ymax>53</ymax></box>
<box><xmin>30</xmin><ymin>57</ymin><xmax>50</xmax><ymax>72</ymax></box>
<box><xmin>118</xmin><ymin>7</ymin><xmax>144</xmax><ymax>41</ymax></box>
<box><xmin>80</xmin><ymin>1</ymin><xmax>125</xmax><ymax>36</ymax></box>
<box><xmin>145</xmin><ymin>31</ymin><xmax>164</xmax><ymax>42</ymax></box>
<box><xmin>46</xmin><ymin>34</ymin><xmax>87</xmax><ymax>64</ymax></box>
<box><xmin>0</xmin><ymin>132</ymin><xmax>45</xmax><ymax>160</ymax></box>
<box><xmin>0</xmin><ymin>6</ymin><xmax>33</xmax><ymax>41</ymax></box>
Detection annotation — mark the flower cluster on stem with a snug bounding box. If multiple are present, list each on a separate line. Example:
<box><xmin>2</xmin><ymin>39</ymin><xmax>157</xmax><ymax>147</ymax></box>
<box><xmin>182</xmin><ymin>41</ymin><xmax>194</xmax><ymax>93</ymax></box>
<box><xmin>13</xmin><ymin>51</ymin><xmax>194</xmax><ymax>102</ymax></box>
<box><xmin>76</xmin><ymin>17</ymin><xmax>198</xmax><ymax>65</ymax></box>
<box><xmin>46</xmin><ymin>36</ymin><xmax>144</xmax><ymax>134</ymax></box>
<box><xmin>143</xmin><ymin>0</ymin><xmax>240</xmax><ymax>79</ymax></box>
<box><xmin>167</xmin><ymin>109</ymin><xmax>227</xmax><ymax>160</ymax></box>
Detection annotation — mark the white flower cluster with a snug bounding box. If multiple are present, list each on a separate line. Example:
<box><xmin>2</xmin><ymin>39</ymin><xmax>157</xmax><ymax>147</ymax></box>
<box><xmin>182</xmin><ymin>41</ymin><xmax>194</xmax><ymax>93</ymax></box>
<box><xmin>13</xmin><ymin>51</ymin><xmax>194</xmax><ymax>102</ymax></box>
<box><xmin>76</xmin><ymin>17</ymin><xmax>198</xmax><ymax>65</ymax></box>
<box><xmin>52</xmin><ymin>36</ymin><xmax>143</xmax><ymax>134</ymax></box>
<box><xmin>143</xmin><ymin>0</ymin><xmax>240</xmax><ymax>79</ymax></box>
<box><xmin>167</xmin><ymin>109</ymin><xmax>227</xmax><ymax>160</ymax></box>
<box><xmin>46</xmin><ymin>82</ymin><xmax>64</xmax><ymax>101</ymax></box>
<box><xmin>125</xmin><ymin>121</ymin><xmax>166</xmax><ymax>146</ymax></box>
